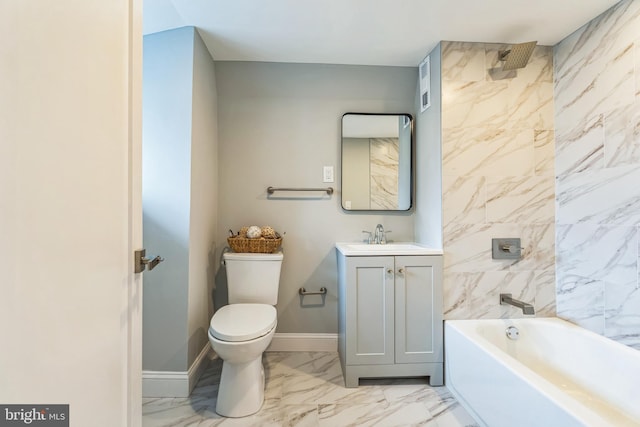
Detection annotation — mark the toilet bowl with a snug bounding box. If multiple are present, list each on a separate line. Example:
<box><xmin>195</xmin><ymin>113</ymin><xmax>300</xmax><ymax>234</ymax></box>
<box><xmin>208</xmin><ymin>303</ymin><xmax>277</xmax><ymax>417</ymax></box>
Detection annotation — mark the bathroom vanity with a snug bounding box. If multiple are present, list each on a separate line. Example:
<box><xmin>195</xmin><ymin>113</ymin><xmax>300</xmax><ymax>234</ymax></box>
<box><xmin>335</xmin><ymin>243</ymin><xmax>443</xmax><ymax>387</ymax></box>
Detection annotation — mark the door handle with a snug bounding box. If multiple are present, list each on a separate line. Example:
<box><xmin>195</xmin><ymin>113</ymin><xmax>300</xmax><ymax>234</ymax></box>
<box><xmin>134</xmin><ymin>249</ymin><xmax>164</xmax><ymax>273</ymax></box>
<box><xmin>147</xmin><ymin>255</ymin><xmax>164</xmax><ymax>270</ymax></box>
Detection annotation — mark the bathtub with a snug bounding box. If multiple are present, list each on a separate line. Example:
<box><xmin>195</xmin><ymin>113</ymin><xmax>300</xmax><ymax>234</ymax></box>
<box><xmin>445</xmin><ymin>318</ymin><xmax>640</xmax><ymax>427</ymax></box>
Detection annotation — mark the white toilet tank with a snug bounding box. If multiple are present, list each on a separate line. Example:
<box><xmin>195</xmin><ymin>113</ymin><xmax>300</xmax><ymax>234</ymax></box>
<box><xmin>223</xmin><ymin>251</ymin><xmax>283</xmax><ymax>304</ymax></box>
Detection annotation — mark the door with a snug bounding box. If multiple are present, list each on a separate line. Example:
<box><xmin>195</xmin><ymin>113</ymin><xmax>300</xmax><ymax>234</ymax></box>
<box><xmin>345</xmin><ymin>256</ymin><xmax>395</xmax><ymax>365</ymax></box>
<box><xmin>395</xmin><ymin>255</ymin><xmax>443</xmax><ymax>364</ymax></box>
<box><xmin>0</xmin><ymin>2</ymin><xmax>143</xmax><ymax>427</ymax></box>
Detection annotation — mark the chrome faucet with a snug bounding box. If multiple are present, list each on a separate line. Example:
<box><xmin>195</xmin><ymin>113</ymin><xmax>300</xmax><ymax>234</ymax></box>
<box><xmin>374</xmin><ymin>224</ymin><xmax>386</xmax><ymax>244</ymax></box>
<box><xmin>500</xmin><ymin>293</ymin><xmax>535</xmax><ymax>315</ymax></box>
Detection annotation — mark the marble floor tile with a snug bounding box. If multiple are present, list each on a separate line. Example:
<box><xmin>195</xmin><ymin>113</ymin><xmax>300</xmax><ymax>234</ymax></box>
<box><xmin>142</xmin><ymin>352</ymin><xmax>478</xmax><ymax>427</ymax></box>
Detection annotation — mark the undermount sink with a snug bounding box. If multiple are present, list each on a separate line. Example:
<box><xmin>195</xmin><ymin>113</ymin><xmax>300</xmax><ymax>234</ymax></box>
<box><xmin>335</xmin><ymin>242</ymin><xmax>443</xmax><ymax>256</ymax></box>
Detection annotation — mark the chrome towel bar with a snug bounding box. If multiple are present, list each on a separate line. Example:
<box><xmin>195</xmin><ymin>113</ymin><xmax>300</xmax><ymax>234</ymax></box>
<box><xmin>267</xmin><ymin>186</ymin><xmax>334</xmax><ymax>195</ymax></box>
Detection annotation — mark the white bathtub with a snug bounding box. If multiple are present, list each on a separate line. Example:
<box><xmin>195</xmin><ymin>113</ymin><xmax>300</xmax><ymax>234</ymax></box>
<box><xmin>445</xmin><ymin>318</ymin><xmax>640</xmax><ymax>427</ymax></box>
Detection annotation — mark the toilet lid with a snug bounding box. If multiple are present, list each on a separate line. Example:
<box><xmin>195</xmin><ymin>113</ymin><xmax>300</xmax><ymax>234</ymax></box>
<box><xmin>209</xmin><ymin>303</ymin><xmax>277</xmax><ymax>342</ymax></box>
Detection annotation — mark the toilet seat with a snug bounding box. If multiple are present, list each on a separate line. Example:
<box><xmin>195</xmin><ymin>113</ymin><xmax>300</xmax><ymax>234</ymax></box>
<box><xmin>210</xmin><ymin>303</ymin><xmax>276</xmax><ymax>342</ymax></box>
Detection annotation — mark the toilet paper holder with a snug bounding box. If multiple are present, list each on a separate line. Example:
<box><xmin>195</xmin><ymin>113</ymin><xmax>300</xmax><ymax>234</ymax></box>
<box><xmin>299</xmin><ymin>287</ymin><xmax>327</xmax><ymax>296</ymax></box>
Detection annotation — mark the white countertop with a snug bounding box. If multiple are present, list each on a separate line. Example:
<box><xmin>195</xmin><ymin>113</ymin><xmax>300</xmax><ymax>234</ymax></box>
<box><xmin>335</xmin><ymin>242</ymin><xmax>443</xmax><ymax>256</ymax></box>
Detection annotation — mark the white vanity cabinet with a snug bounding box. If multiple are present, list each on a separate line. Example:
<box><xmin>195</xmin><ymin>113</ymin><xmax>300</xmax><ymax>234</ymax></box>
<box><xmin>336</xmin><ymin>249</ymin><xmax>443</xmax><ymax>388</ymax></box>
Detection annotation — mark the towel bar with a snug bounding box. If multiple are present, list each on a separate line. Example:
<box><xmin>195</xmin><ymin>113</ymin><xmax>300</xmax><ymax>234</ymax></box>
<box><xmin>267</xmin><ymin>186</ymin><xmax>334</xmax><ymax>195</ymax></box>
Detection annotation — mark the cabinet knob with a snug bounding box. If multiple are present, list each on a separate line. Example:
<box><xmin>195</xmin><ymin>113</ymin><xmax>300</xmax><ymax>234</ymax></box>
<box><xmin>387</xmin><ymin>268</ymin><xmax>393</xmax><ymax>274</ymax></box>
<box><xmin>397</xmin><ymin>268</ymin><xmax>404</xmax><ymax>274</ymax></box>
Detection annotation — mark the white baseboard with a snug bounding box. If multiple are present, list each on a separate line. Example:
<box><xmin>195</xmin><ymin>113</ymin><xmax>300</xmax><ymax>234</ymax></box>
<box><xmin>142</xmin><ymin>343</ymin><xmax>212</xmax><ymax>398</ymax></box>
<box><xmin>267</xmin><ymin>333</ymin><xmax>338</xmax><ymax>352</ymax></box>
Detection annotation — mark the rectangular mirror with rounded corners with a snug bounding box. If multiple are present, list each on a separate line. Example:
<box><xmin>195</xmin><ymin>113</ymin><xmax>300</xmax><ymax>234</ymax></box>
<box><xmin>341</xmin><ymin>113</ymin><xmax>413</xmax><ymax>211</ymax></box>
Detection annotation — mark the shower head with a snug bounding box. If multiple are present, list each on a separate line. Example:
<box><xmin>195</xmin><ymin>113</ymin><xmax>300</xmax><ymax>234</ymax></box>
<box><xmin>498</xmin><ymin>41</ymin><xmax>537</xmax><ymax>71</ymax></box>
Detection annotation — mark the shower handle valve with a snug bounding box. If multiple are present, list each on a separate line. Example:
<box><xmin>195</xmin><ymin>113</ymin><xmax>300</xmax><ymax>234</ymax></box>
<box><xmin>492</xmin><ymin>238</ymin><xmax>523</xmax><ymax>260</ymax></box>
<box><xmin>501</xmin><ymin>244</ymin><xmax>520</xmax><ymax>253</ymax></box>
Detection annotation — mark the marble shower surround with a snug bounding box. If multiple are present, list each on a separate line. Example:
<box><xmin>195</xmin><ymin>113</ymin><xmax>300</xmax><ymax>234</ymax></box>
<box><xmin>370</xmin><ymin>137</ymin><xmax>400</xmax><ymax>209</ymax></box>
<box><xmin>554</xmin><ymin>0</ymin><xmax>640</xmax><ymax>349</ymax></box>
<box><xmin>440</xmin><ymin>41</ymin><xmax>556</xmax><ymax>320</ymax></box>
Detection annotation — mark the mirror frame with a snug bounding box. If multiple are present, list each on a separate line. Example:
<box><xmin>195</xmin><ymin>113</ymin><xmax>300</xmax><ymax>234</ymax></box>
<box><xmin>340</xmin><ymin>112</ymin><xmax>414</xmax><ymax>212</ymax></box>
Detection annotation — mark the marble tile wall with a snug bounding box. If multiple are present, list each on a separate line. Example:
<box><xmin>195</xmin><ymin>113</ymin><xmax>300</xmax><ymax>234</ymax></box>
<box><xmin>554</xmin><ymin>0</ymin><xmax>640</xmax><ymax>349</ymax></box>
<box><xmin>441</xmin><ymin>41</ymin><xmax>556</xmax><ymax>319</ymax></box>
<box><xmin>370</xmin><ymin>138</ymin><xmax>400</xmax><ymax>209</ymax></box>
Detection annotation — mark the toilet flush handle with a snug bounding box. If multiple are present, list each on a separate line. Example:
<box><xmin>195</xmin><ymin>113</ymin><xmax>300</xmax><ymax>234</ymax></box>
<box><xmin>220</xmin><ymin>246</ymin><xmax>232</xmax><ymax>266</ymax></box>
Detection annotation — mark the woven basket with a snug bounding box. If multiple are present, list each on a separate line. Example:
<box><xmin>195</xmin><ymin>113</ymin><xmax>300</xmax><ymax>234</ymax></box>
<box><xmin>227</xmin><ymin>236</ymin><xmax>282</xmax><ymax>253</ymax></box>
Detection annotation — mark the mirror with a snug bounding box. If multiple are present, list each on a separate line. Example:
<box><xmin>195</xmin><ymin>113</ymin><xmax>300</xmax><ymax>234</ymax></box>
<box><xmin>341</xmin><ymin>113</ymin><xmax>413</xmax><ymax>211</ymax></box>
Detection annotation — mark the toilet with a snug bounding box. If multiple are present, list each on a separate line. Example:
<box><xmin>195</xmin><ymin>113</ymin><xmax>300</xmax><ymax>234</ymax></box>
<box><xmin>208</xmin><ymin>251</ymin><xmax>283</xmax><ymax>417</ymax></box>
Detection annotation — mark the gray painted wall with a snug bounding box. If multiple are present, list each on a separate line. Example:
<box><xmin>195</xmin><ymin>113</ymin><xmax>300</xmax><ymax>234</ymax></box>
<box><xmin>187</xmin><ymin>30</ymin><xmax>219</xmax><ymax>366</ymax></box>
<box><xmin>342</xmin><ymin>137</ymin><xmax>371</xmax><ymax>209</ymax></box>
<box><xmin>398</xmin><ymin>118</ymin><xmax>412</xmax><ymax>210</ymax></box>
<box><xmin>414</xmin><ymin>44</ymin><xmax>443</xmax><ymax>249</ymax></box>
<box><xmin>214</xmin><ymin>62</ymin><xmax>418</xmax><ymax>333</ymax></box>
<box><xmin>143</xmin><ymin>27</ymin><xmax>218</xmax><ymax>371</ymax></box>
<box><xmin>143</xmin><ymin>27</ymin><xmax>193</xmax><ymax>372</ymax></box>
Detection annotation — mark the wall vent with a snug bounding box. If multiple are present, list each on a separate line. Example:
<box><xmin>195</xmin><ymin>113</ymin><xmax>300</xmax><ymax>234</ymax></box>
<box><xmin>419</xmin><ymin>55</ymin><xmax>431</xmax><ymax>112</ymax></box>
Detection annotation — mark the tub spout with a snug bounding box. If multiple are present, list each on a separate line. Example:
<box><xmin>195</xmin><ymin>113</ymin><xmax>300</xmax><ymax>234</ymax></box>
<box><xmin>500</xmin><ymin>293</ymin><xmax>535</xmax><ymax>315</ymax></box>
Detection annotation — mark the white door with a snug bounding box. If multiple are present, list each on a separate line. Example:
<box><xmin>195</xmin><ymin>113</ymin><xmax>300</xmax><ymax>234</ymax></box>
<box><xmin>0</xmin><ymin>2</ymin><xmax>143</xmax><ymax>427</ymax></box>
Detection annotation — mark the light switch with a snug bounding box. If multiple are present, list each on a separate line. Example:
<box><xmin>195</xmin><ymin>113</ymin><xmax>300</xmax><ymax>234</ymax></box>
<box><xmin>323</xmin><ymin>166</ymin><xmax>334</xmax><ymax>183</ymax></box>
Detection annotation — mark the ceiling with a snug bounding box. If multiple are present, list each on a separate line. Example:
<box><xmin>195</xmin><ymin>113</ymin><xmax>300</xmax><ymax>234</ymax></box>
<box><xmin>143</xmin><ymin>0</ymin><xmax>620</xmax><ymax>67</ymax></box>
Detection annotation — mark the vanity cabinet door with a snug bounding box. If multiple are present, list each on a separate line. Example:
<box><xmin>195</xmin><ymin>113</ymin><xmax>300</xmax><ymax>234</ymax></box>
<box><xmin>345</xmin><ymin>256</ymin><xmax>395</xmax><ymax>365</ymax></box>
<box><xmin>395</xmin><ymin>255</ymin><xmax>443</xmax><ymax>364</ymax></box>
